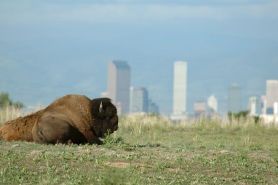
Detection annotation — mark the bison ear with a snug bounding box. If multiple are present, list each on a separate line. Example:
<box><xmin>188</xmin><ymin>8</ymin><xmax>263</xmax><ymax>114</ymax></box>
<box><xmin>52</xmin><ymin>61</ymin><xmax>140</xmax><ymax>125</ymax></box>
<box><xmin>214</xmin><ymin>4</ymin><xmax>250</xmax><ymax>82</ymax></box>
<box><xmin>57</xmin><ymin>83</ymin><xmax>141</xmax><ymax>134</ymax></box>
<box><xmin>99</xmin><ymin>101</ymin><xmax>103</xmax><ymax>113</ymax></box>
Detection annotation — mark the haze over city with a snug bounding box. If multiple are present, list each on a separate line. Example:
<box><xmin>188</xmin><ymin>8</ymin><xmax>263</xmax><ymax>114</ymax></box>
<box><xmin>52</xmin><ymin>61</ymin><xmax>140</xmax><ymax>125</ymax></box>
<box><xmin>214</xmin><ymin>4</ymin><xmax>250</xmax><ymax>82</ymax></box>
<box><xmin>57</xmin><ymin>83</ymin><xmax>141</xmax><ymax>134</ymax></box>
<box><xmin>0</xmin><ymin>0</ymin><xmax>278</xmax><ymax>115</ymax></box>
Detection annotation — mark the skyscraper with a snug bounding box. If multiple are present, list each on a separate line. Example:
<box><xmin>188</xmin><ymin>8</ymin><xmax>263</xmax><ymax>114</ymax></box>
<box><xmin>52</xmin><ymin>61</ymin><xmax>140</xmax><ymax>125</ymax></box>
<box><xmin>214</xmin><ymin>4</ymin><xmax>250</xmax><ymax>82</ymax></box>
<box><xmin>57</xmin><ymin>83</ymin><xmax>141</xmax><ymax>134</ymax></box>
<box><xmin>248</xmin><ymin>96</ymin><xmax>260</xmax><ymax>116</ymax></box>
<box><xmin>228</xmin><ymin>84</ymin><xmax>242</xmax><ymax>113</ymax></box>
<box><xmin>266</xmin><ymin>80</ymin><xmax>278</xmax><ymax>114</ymax></box>
<box><xmin>207</xmin><ymin>95</ymin><xmax>218</xmax><ymax>113</ymax></box>
<box><xmin>107</xmin><ymin>60</ymin><xmax>131</xmax><ymax>114</ymax></box>
<box><xmin>130</xmin><ymin>87</ymin><xmax>149</xmax><ymax>113</ymax></box>
<box><xmin>172</xmin><ymin>61</ymin><xmax>187</xmax><ymax>120</ymax></box>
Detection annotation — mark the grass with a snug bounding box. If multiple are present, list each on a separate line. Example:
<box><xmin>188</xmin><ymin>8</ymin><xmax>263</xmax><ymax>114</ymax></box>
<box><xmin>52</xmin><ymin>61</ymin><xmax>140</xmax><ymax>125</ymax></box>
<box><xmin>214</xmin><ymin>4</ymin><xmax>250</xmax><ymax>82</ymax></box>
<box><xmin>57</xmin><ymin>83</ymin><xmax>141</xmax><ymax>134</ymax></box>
<box><xmin>0</xmin><ymin>110</ymin><xmax>278</xmax><ymax>185</ymax></box>
<box><xmin>0</xmin><ymin>106</ymin><xmax>22</xmax><ymax>124</ymax></box>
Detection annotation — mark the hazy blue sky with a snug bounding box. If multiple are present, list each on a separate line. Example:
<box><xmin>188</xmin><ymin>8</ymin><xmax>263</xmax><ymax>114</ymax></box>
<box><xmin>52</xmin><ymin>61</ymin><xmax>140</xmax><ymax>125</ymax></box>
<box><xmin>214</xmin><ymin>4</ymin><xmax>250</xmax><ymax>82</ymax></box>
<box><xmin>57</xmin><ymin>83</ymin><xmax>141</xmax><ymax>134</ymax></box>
<box><xmin>0</xmin><ymin>0</ymin><xmax>277</xmax><ymax>114</ymax></box>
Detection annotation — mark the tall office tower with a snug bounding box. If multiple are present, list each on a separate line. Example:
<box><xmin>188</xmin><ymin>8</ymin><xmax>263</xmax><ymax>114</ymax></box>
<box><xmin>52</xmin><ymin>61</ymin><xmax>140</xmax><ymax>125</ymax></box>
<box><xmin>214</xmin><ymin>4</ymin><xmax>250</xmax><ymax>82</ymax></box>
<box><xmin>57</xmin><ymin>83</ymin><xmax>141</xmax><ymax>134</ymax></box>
<box><xmin>172</xmin><ymin>61</ymin><xmax>188</xmax><ymax>119</ymax></box>
<box><xmin>107</xmin><ymin>60</ymin><xmax>131</xmax><ymax>114</ymax></box>
<box><xmin>248</xmin><ymin>96</ymin><xmax>260</xmax><ymax>116</ymax></box>
<box><xmin>228</xmin><ymin>83</ymin><xmax>242</xmax><ymax>113</ymax></box>
<box><xmin>130</xmin><ymin>87</ymin><xmax>149</xmax><ymax>113</ymax></box>
<box><xmin>207</xmin><ymin>95</ymin><xmax>218</xmax><ymax>113</ymax></box>
<box><xmin>148</xmin><ymin>99</ymin><xmax>159</xmax><ymax>114</ymax></box>
<box><xmin>266</xmin><ymin>80</ymin><xmax>278</xmax><ymax>114</ymax></box>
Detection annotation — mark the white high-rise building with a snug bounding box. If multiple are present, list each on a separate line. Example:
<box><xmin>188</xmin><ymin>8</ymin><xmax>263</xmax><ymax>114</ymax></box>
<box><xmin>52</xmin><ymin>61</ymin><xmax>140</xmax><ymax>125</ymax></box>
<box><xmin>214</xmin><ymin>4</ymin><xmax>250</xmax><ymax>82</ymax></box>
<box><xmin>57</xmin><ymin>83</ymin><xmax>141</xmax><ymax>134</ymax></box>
<box><xmin>172</xmin><ymin>61</ymin><xmax>187</xmax><ymax>120</ymax></box>
<box><xmin>207</xmin><ymin>95</ymin><xmax>218</xmax><ymax>113</ymax></box>
<box><xmin>266</xmin><ymin>80</ymin><xmax>278</xmax><ymax>114</ymax></box>
<box><xmin>274</xmin><ymin>102</ymin><xmax>278</xmax><ymax>116</ymax></box>
<box><xmin>248</xmin><ymin>96</ymin><xmax>260</xmax><ymax>116</ymax></box>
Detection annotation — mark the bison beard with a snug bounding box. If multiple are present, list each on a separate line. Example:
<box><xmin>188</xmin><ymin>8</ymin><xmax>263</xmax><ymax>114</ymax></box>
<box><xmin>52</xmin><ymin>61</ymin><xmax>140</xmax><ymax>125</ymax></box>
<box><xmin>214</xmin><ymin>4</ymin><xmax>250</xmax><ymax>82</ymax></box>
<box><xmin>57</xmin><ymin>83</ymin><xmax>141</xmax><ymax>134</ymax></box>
<box><xmin>0</xmin><ymin>95</ymin><xmax>118</xmax><ymax>144</ymax></box>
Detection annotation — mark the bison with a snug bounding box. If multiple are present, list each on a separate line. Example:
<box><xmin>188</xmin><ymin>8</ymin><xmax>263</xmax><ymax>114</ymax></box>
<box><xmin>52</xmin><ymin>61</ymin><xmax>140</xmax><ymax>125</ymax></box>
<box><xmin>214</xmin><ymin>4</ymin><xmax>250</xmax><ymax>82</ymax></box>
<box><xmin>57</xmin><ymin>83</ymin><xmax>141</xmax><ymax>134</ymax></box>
<box><xmin>0</xmin><ymin>94</ymin><xmax>118</xmax><ymax>144</ymax></box>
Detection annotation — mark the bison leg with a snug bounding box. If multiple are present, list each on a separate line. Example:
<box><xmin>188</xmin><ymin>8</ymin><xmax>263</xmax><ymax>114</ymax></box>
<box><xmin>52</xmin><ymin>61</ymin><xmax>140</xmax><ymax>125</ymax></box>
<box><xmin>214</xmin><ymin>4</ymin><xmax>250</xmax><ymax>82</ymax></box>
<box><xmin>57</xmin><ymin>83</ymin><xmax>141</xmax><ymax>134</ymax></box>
<box><xmin>32</xmin><ymin>115</ymin><xmax>87</xmax><ymax>144</ymax></box>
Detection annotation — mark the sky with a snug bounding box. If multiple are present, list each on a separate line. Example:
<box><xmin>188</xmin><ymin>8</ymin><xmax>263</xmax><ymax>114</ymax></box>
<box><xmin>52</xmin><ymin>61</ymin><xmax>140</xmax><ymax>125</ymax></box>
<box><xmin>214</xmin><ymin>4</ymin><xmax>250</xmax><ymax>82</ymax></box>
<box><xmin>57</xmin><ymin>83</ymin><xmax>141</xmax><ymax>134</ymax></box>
<box><xmin>0</xmin><ymin>0</ymin><xmax>277</xmax><ymax>114</ymax></box>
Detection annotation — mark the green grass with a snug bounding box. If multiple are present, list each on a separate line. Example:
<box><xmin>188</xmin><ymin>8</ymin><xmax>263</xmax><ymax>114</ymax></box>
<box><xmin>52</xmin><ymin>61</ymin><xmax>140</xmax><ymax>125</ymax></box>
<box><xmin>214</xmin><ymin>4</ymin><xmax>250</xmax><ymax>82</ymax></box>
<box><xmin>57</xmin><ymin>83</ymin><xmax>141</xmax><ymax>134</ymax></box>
<box><xmin>0</xmin><ymin>115</ymin><xmax>278</xmax><ymax>185</ymax></box>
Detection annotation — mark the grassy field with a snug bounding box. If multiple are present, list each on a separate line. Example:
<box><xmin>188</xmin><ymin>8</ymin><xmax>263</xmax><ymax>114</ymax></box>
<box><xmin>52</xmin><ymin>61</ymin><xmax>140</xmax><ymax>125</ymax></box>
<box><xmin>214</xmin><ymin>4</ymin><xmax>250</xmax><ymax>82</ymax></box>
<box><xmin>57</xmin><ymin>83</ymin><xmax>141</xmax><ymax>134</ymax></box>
<box><xmin>0</xmin><ymin>112</ymin><xmax>278</xmax><ymax>185</ymax></box>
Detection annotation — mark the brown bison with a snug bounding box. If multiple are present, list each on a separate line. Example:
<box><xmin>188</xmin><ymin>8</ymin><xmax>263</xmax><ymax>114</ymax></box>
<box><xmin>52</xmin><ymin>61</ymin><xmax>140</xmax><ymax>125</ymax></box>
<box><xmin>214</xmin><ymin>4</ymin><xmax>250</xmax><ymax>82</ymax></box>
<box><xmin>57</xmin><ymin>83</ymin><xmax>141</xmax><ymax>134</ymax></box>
<box><xmin>0</xmin><ymin>94</ymin><xmax>118</xmax><ymax>144</ymax></box>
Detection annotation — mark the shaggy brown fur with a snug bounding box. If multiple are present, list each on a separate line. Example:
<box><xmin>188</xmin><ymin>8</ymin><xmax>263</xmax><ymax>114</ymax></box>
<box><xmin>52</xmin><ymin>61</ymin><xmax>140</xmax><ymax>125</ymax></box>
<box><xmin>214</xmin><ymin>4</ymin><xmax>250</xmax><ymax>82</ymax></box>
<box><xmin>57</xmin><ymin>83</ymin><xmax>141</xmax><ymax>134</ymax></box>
<box><xmin>0</xmin><ymin>110</ymin><xmax>44</xmax><ymax>141</ymax></box>
<box><xmin>0</xmin><ymin>94</ymin><xmax>118</xmax><ymax>144</ymax></box>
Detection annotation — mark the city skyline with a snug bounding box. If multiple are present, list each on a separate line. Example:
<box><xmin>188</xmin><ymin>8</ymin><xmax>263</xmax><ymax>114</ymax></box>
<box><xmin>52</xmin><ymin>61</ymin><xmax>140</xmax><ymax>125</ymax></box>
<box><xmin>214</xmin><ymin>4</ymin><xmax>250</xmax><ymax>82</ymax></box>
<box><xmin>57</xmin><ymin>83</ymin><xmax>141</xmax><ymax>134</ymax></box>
<box><xmin>0</xmin><ymin>1</ymin><xmax>277</xmax><ymax>114</ymax></box>
<box><xmin>0</xmin><ymin>58</ymin><xmax>277</xmax><ymax>115</ymax></box>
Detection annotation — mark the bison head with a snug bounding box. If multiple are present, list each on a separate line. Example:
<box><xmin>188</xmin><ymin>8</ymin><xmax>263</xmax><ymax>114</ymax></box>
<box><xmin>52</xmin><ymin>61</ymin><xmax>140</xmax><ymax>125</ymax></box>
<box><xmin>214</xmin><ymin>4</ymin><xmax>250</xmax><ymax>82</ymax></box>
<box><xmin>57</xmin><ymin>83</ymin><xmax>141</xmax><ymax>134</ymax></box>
<box><xmin>91</xmin><ymin>98</ymin><xmax>118</xmax><ymax>138</ymax></box>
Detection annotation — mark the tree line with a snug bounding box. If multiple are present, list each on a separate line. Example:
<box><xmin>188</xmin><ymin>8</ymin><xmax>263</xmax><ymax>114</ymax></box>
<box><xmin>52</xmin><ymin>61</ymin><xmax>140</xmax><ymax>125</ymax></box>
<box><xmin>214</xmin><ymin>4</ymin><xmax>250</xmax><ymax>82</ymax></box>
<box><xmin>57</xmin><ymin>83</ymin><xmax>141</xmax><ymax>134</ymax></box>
<box><xmin>0</xmin><ymin>92</ymin><xmax>24</xmax><ymax>109</ymax></box>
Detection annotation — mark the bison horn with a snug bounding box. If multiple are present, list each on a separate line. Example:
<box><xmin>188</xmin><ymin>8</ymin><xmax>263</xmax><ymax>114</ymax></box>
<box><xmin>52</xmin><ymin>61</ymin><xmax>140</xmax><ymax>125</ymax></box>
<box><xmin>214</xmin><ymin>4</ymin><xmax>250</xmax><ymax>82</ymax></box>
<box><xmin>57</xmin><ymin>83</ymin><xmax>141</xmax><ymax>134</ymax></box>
<box><xmin>99</xmin><ymin>101</ymin><xmax>103</xmax><ymax>113</ymax></box>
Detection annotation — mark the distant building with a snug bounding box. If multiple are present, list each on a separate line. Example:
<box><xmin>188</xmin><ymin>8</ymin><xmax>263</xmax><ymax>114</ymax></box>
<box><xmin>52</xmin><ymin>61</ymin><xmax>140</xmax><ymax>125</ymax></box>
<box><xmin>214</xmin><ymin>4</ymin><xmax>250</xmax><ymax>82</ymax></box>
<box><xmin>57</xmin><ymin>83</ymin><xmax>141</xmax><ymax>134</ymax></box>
<box><xmin>207</xmin><ymin>95</ymin><xmax>218</xmax><ymax>113</ymax></box>
<box><xmin>130</xmin><ymin>87</ymin><xmax>149</xmax><ymax>113</ymax></box>
<box><xmin>228</xmin><ymin>84</ymin><xmax>242</xmax><ymax>113</ymax></box>
<box><xmin>148</xmin><ymin>99</ymin><xmax>159</xmax><ymax>114</ymax></box>
<box><xmin>107</xmin><ymin>60</ymin><xmax>131</xmax><ymax>114</ymax></box>
<box><xmin>248</xmin><ymin>96</ymin><xmax>260</xmax><ymax>116</ymax></box>
<box><xmin>260</xmin><ymin>80</ymin><xmax>278</xmax><ymax>124</ymax></box>
<box><xmin>172</xmin><ymin>61</ymin><xmax>188</xmax><ymax>120</ymax></box>
<box><xmin>266</xmin><ymin>80</ymin><xmax>278</xmax><ymax>114</ymax></box>
<box><xmin>261</xmin><ymin>95</ymin><xmax>267</xmax><ymax>115</ymax></box>
<box><xmin>274</xmin><ymin>102</ymin><xmax>278</xmax><ymax>116</ymax></box>
<box><xmin>194</xmin><ymin>101</ymin><xmax>206</xmax><ymax>117</ymax></box>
